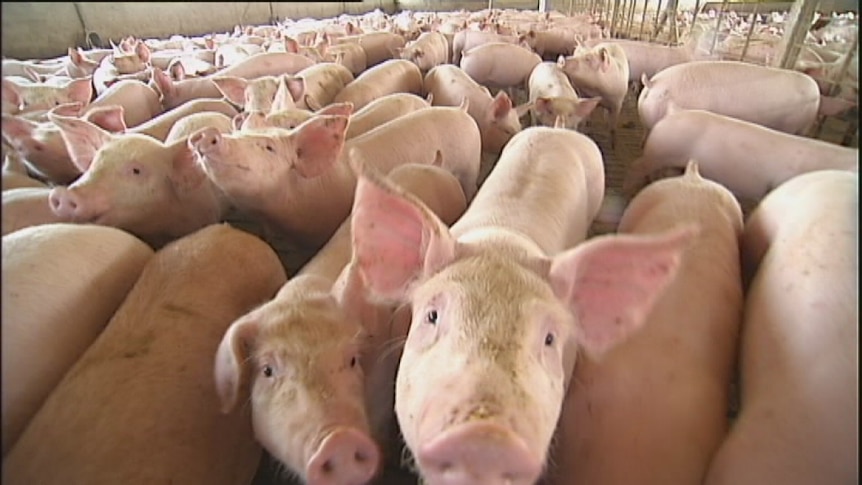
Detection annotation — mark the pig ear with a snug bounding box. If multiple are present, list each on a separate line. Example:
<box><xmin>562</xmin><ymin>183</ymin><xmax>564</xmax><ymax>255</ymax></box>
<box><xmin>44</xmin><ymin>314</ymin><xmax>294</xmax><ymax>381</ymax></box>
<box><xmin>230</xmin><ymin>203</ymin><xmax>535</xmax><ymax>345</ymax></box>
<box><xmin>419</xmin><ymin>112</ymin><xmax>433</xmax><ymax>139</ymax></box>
<box><xmin>169</xmin><ymin>141</ymin><xmax>208</xmax><ymax>191</ymax></box>
<box><xmin>284</xmin><ymin>37</ymin><xmax>300</xmax><ymax>53</ymax></box>
<box><xmin>2</xmin><ymin>79</ymin><xmax>23</xmax><ymax>110</ymax></box>
<box><xmin>514</xmin><ymin>101</ymin><xmax>533</xmax><ymax>118</ymax></box>
<box><xmin>335</xmin><ymin>263</ymin><xmax>384</xmax><ymax>333</ymax></box>
<box><xmin>232</xmin><ymin>112</ymin><xmax>249</xmax><ymax>131</ymax></box>
<box><xmin>599</xmin><ymin>47</ymin><xmax>612</xmax><ymax>73</ymax></box>
<box><xmin>573</xmin><ymin>96</ymin><xmax>601</xmax><ymax>118</ymax></box>
<box><xmin>49</xmin><ymin>102</ymin><xmax>85</xmax><ymax>118</ymax></box>
<box><xmin>22</xmin><ymin>66</ymin><xmax>41</xmax><ymax>83</ymax></box>
<box><xmin>135</xmin><ymin>41</ymin><xmax>152</xmax><ymax>64</ymax></box>
<box><xmin>150</xmin><ymin>67</ymin><xmax>174</xmax><ymax>99</ymax></box>
<box><xmin>284</xmin><ymin>76</ymin><xmax>306</xmax><ymax>107</ymax></box>
<box><xmin>290</xmin><ymin>115</ymin><xmax>348</xmax><ymax>178</ymax></box>
<box><xmin>557</xmin><ymin>55</ymin><xmax>566</xmax><ymax>68</ymax></box>
<box><xmin>85</xmin><ymin>105</ymin><xmax>128</xmax><ymax>133</ymax></box>
<box><xmin>69</xmin><ymin>46</ymin><xmax>84</xmax><ymax>66</ymax></box>
<box><xmin>350</xmin><ymin>163</ymin><xmax>457</xmax><ymax>302</ymax></box>
<box><xmin>535</xmin><ymin>97</ymin><xmax>552</xmax><ymax>114</ymax></box>
<box><xmin>212</xmin><ymin>76</ymin><xmax>249</xmax><ymax>107</ymax></box>
<box><xmin>48</xmin><ymin>113</ymin><xmax>113</xmax><ymax>172</ymax></box>
<box><xmin>641</xmin><ymin>73</ymin><xmax>652</xmax><ymax>89</ymax></box>
<box><xmin>67</xmin><ymin>78</ymin><xmax>94</xmax><ymax>105</ymax></box>
<box><xmin>271</xmin><ymin>77</ymin><xmax>296</xmax><ymax>112</ymax></box>
<box><xmin>1</xmin><ymin>114</ymin><xmax>35</xmax><ymax>146</ymax></box>
<box><xmin>214</xmin><ymin>315</ymin><xmax>261</xmax><ymax>414</ymax></box>
<box><xmin>489</xmin><ymin>90</ymin><xmax>513</xmax><ymax>120</ymax></box>
<box><xmin>550</xmin><ymin>225</ymin><xmax>698</xmax><ymax>358</ymax></box>
<box><xmin>167</xmin><ymin>58</ymin><xmax>186</xmax><ymax>81</ymax></box>
<box><xmin>554</xmin><ymin>115</ymin><xmax>566</xmax><ymax>129</ymax></box>
<box><xmin>317</xmin><ymin>101</ymin><xmax>353</xmax><ymax>117</ymax></box>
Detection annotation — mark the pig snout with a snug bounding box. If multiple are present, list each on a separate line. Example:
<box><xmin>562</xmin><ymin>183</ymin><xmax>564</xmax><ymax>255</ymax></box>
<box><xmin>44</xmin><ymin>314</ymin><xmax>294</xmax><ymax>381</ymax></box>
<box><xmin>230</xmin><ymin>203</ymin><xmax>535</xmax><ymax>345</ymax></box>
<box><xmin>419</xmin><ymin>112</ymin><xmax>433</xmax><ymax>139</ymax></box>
<box><xmin>188</xmin><ymin>127</ymin><xmax>224</xmax><ymax>158</ymax></box>
<box><xmin>305</xmin><ymin>428</ymin><xmax>381</xmax><ymax>485</ymax></box>
<box><xmin>48</xmin><ymin>186</ymin><xmax>95</xmax><ymax>221</ymax></box>
<box><xmin>417</xmin><ymin>422</ymin><xmax>542</xmax><ymax>485</ymax></box>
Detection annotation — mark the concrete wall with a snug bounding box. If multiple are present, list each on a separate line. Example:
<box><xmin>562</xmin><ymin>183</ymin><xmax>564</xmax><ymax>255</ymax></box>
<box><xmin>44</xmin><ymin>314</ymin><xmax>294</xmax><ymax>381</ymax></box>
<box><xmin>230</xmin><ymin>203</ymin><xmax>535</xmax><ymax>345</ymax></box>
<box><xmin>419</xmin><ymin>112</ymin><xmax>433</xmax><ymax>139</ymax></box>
<box><xmin>1</xmin><ymin>2</ymin><xmax>397</xmax><ymax>60</ymax></box>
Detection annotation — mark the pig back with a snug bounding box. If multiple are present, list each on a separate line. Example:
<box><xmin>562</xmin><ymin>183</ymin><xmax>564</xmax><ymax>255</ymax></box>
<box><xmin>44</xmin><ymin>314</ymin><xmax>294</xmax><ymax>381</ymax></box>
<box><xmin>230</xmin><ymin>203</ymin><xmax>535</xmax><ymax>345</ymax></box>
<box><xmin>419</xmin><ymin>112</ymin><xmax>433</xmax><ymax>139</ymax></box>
<box><xmin>2</xmin><ymin>187</ymin><xmax>64</xmax><ymax>237</ymax></box>
<box><xmin>2</xmin><ymin>224</ymin><xmax>287</xmax><ymax>484</ymax></box>
<box><xmin>1</xmin><ymin>223</ymin><xmax>154</xmax><ymax>456</ymax></box>
<box><xmin>704</xmin><ymin>171</ymin><xmax>858</xmax><ymax>485</ymax></box>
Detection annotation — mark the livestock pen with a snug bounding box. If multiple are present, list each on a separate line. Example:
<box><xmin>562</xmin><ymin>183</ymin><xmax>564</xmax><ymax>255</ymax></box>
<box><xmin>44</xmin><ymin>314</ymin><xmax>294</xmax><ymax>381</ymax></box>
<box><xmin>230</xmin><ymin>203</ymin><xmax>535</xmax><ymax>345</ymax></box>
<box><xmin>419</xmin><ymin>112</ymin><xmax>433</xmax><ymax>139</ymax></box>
<box><xmin>2</xmin><ymin>1</ymin><xmax>858</xmax><ymax>484</ymax></box>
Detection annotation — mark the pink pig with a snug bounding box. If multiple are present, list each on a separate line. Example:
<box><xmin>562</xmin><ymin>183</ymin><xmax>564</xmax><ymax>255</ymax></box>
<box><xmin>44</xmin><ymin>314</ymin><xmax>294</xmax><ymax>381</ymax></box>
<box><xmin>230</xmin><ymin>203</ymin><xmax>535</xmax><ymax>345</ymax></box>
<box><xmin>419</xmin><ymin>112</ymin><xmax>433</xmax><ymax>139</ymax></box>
<box><xmin>190</xmin><ymin>105</ymin><xmax>481</xmax><ymax>248</ymax></box>
<box><xmin>348</xmin><ymin>126</ymin><xmax>695</xmax><ymax>485</ymax></box>
<box><xmin>704</xmin><ymin>170</ymin><xmax>858</xmax><ymax>485</ymax></box>
<box><xmin>459</xmin><ymin>42</ymin><xmax>542</xmax><ymax>89</ymax></box>
<box><xmin>333</xmin><ymin>59</ymin><xmax>423</xmax><ymax>112</ymax></box>
<box><xmin>546</xmin><ymin>161</ymin><xmax>743</xmax><ymax>484</ymax></box>
<box><xmin>214</xmin><ymin>163</ymin><xmax>467</xmax><ymax>485</ymax></box>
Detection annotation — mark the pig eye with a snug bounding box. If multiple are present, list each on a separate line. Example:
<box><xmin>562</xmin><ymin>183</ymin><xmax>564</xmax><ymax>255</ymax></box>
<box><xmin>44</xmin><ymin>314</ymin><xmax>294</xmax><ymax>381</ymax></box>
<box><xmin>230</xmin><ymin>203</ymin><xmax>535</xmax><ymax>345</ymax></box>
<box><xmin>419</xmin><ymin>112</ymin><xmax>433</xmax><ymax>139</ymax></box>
<box><xmin>425</xmin><ymin>309</ymin><xmax>438</xmax><ymax>325</ymax></box>
<box><xmin>262</xmin><ymin>365</ymin><xmax>274</xmax><ymax>378</ymax></box>
<box><xmin>350</xmin><ymin>356</ymin><xmax>358</xmax><ymax>368</ymax></box>
<box><xmin>132</xmin><ymin>168</ymin><xmax>141</xmax><ymax>175</ymax></box>
<box><xmin>265</xmin><ymin>144</ymin><xmax>275</xmax><ymax>153</ymax></box>
<box><xmin>544</xmin><ymin>333</ymin><xmax>555</xmax><ymax>347</ymax></box>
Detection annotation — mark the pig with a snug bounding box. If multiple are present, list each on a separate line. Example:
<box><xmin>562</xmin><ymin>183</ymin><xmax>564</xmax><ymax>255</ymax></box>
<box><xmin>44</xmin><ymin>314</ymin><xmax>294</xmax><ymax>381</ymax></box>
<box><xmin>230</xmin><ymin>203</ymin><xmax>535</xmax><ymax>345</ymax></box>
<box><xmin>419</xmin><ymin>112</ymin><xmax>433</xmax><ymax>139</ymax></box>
<box><xmin>334</xmin><ymin>31</ymin><xmax>406</xmax><ymax>67</ymax></box>
<box><xmin>528</xmin><ymin>61</ymin><xmax>601</xmax><ymax>130</ymax></box>
<box><xmin>290</xmin><ymin>62</ymin><xmax>356</xmax><ymax>111</ymax></box>
<box><xmin>459</xmin><ymin>42</ymin><xmax>542</xmax><ymax>89</ymax></box>
<box><xmin>46</xmin><ymin>113</ymin><xmax>231</xmax><ymax>248</ymax></box>
<box><xmin>2</xmin><ymin>187</ymin><xmax>65</xmax><ymax>236</ymax></box>
<box><xmin>213</xmin><ymin>74</ymin><xmax>304</xmax><ymax>113</ymax></box>
<box><xmin>2</xmin><ymin>223</ymin><xmax>154</xmax><ymax>455</ymax></box>
<box><xmin>333</xmin><ymin>59</ymin><xmax>423</xmax><ymax>112</ymax></box>
<box><xmin>214</xmin><ymin>163</ymin><xmax>467</xmax><ymax>484</ymax></box>
<box><xmin>343</xmin><ymin>93</ymin><xmax>429</xmax><ymax>139</ymax></box>
<box><xmin>546</xmin><ymin>161</ymin><xmax>743</xmax><ymax>484</ymax></box>
<box><xmin>164</xmin><ymin>112</ymin><xmax>234</xmax><ymax>145</ymax></box>
<box><xmin>579</xmin><ymin>37</ymin><xmax>696</xmax><ymax>88</ymax></box>
<box><xmin>120</xmin><ymin>98</ymin><xmax>239</xmax><ymax>142</ymax></box>
<box><xmin>2</xmin><ymin>151</ymin><xmax>47</xmax><ymax>191</ymax></box>
<box><xmin>400</xmin><ymin>32</ymin><xmax>450</xmax><ymax>72</ymax></box>
<box><xmin>348</xmin><ymin>126</ymin><xmax>695</xmax><ymax>485</ymax></box>
<box><xmin>87</xmin><ymin>79</ymin><xmax>163</xmax><ymax>128</ymax></box>
<box><xmin>2</xmin><ymin>224</ymin><xmax>286</xmax><ymax>484</ymax></box>
<box><xmin>149</xmin><ymin>53</ymin><xmax>316</xmax><ymax>110</ymax></box>
<box><xmin>424</xmin><ymin>64</ymin><xmax>532</xmax><ymax>155</ymax></box>
<box><xmin>622</xmin><ymin>108</ymin><xmax>860</xmax><ymax>203</ymax></box>
<box><xmin>519</xmin><ymin>28</ymin><xmax>584</xmax><ymax>60</ymax></box>
<box><xmin>558</xmin><ymin>43</ymin><xmax>630</xmax><ymax>142</ymax></box>
<box><xmin>638</xmin><ymin>60</ymin><xmax>822</xmax><ymax>135</ymax></box>
<box><xmin>451</xmin><ymin>30</ymin><xmax>521</xmax><ymax>65</ymax></box>
<box><xmin>1</xmin><ymin>112</ymin><xmax>82</xmax><ymax>184</ymax></box>
<box><xmin>704</xmin><ymin>170</ymin><xmax>858</xmax><ymax>484</ymax></box>
<box><xmin>322</xmin><ymin>42</ymin><xmax>368</xmax><ymax>76</ymax></box>
<box><xmin>1</xmin><ymin>76</ymin><xmax>92</xmax><ymax>116</ymax></box>
<box><xmin>190</xmin><ymin>105</ymin><xmax>481</xmax><ymax>249</ymax></box>
<box><xmin>237</xmin><ymin>102</ymin><xmax>353</xmax><ymax>132</ymax></box>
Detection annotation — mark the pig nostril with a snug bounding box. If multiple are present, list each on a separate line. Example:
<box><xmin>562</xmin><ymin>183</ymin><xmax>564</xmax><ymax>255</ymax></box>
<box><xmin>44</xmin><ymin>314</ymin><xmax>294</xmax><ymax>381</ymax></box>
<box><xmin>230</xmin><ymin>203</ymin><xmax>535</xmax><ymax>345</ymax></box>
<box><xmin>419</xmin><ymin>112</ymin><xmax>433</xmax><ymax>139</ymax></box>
<box><xmin>322</xmin><ymin>459</ymin><xmax>334</xmax><ymax>474</ymax></box>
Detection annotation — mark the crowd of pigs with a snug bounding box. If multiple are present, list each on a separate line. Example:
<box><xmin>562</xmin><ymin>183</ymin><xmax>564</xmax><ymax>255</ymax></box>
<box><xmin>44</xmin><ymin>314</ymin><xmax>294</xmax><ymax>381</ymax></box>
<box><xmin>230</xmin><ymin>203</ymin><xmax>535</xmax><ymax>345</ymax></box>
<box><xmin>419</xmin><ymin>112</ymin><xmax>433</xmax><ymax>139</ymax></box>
<box><xmin>1</xmin><ymin>5</ymin><xmax>858</xmax><ymax>485</ymax></box>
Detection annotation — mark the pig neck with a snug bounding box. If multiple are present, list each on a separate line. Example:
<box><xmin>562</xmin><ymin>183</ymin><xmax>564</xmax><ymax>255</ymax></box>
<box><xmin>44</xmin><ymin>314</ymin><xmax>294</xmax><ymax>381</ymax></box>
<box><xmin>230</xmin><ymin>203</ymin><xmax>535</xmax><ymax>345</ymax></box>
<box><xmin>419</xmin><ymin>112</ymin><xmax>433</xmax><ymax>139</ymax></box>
<box><xmin>166</xmin><ymin>78</ymin><xmax>221</xmax><ymax>110</ymax></box>
<box><xmin>164</xmin><ymin>140</ymin><xmax>234</xmax><ymax>227</ymax></box>
<box><xmin>295</xmin><ymin>220</ymin><xmax>353</xmax><ymax>285</ymax></box>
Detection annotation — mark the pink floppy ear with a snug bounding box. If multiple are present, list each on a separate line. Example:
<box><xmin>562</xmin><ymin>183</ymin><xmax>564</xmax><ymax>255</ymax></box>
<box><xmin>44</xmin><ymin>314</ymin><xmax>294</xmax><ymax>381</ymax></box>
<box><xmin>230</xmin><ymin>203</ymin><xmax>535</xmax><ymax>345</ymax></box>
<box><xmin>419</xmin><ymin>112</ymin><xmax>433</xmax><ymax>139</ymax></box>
<box><xmin>213</xmin><ymin>315</ymin><xmax>261</xmax><ymax>414</ymax></box>
<box><xmin>289</xmin><ymin>114</ymin><xmax>348</xmax><ymax>178</ymax></box>
<box><xmin>212</xmin><ymin>76</ymin><xmax>249</xmax><ymax>107</ymax></box>
<box><xmin>350</xmin><ymin>163</ymin><xmax>457</xmax><ymax>302</ymax></box>
<box><xmin>47</xmin><ymin>112</ymin><xmax>113</xmax><ymax>172</ymax></box>
<box><xmin>316</xmin><ymin>101</ymin><xmax>354</xmax><ymax>117</ymax></box>
<box><xmin>84</xmin><ymin>105</ymin><xmax>128</xmax><ymax>133</ymax></box>
<box><xmin>67</xmin><ymin>78</ymin><xmax>94</xmax><ymax>106</ymax></box>
<box><xmin>271</xmin><ymin>76</ymin><xmax>296</xmax><ymax>112</ymax></box>
<box><xmin>2</xmin><ymin>78</ymin><xmax>23</xmax><ymax>110</ymax></box>
<box><xmin>490</xmin><ymin>90</ymin><xmax>513</xmax><ymax>120</ymax></box>
<box><xmin>549</xmin><ymin>225</ymin><xmax>698</xmax><ymax>358</ymax></box>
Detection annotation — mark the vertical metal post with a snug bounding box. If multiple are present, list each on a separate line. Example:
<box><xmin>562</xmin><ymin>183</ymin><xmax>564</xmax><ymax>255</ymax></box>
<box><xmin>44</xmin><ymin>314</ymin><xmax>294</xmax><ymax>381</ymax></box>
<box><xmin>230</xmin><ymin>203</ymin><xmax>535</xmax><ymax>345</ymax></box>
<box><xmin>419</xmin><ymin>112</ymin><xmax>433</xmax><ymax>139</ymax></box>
<box><xmin>777</xmin><ymin>0</ymin><xmax>821</xmax><ymax>69</ymax></box>
<box><xmin>610</xmin><ymin>0</ymin><xmax>622</xmax><ymax>37</ymax></box>
<box><xmin>539</xmin><ymin>0</ymin><xmax>549</xmax><ymax>12</ymax></box>
<box><xmin>651</xmin><ymin>0</ymin><xmax>664</xmax><ymax>41</ymax></box>
<box><xmin>738</xmin><ymin>2</ymin><xmax>760</xmax><ymax>62</ymax></box>
<box><xmin>638</xmin><ymin>0</ymin><xmax>650</xmax><ymax>41</ymax></box>
<box><xmin>569</xmin><ymin>0</ymin><xmax>575</xmax><ymax>15</ymax></box>
<box><xmin>488</xmin><ymin>0</ymin><xmax>494</xmax><ymax>10</ymax></box>
<box><xmin>626</xmin><ymin>0</ymin><xmax>637</xmax><ymax>38</ymax></box>
<box><xmin>709</xmin><ymin>0</ymin><xmax>729</xmax><ymax>56</ymax></box>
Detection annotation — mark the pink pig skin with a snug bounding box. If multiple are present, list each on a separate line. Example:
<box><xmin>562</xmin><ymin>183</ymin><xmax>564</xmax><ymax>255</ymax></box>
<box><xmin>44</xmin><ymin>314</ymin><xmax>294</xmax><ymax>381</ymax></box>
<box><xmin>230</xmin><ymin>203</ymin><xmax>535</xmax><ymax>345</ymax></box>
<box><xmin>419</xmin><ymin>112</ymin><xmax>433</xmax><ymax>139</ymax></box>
<box><xmin>638</xmin><ymin>60</ymin><xmax>821</xmax><ymax>135</ymax></box>
<box><xmin>623</xmin><ymin>108</ymin><xmax>859</xmax><ymax>202</ymax></box>
<box><xmin>213</xmin><ymin>164</ymin><xmax>466</xmax><ymax>484</ymax></box>
<box><xmin>88</xmin><ymin>80</ymin><xmax>163</xmax><ymax>128</ymax></box>
<box><xmin>333</xmin><ymin>59</ymin><xmax>423</xmax><ymax>112</ymax></box>
<box><xmin>191</xmin><ymin>105</ymin><xmax>481</xmax><ymax>249</ymax></box>
<box><xmin>2</xmin><ymin>224</ymin><xmax>286</xmax><ymax>484</ymax></box>
<box><xmin>348</xmin><ymin>126</ymin><xmax>696</xmax><ymax>485</ymax></box>
<box><xmin>704</xmin><ymin>170</ymin><xmax>858</xmax><ymax>485</ymax></box>
<box><xmin>546</xmin><ymin>161</ymin><xmax>744</xmax><ymax>484</ymax></box>
<box><xmin>459</xmin><ymin>42</ymin><xmax>542</xmax><ymax>89</ymax></box>
<box><xmin>1</xmin><ymin>187</ymin><xmax>65</xmax><ymax>237</ymax></box>
<box><xmin>2</xmin><ymin>223</ymin><xmax>154</xmax><ymax>456</ymax></box>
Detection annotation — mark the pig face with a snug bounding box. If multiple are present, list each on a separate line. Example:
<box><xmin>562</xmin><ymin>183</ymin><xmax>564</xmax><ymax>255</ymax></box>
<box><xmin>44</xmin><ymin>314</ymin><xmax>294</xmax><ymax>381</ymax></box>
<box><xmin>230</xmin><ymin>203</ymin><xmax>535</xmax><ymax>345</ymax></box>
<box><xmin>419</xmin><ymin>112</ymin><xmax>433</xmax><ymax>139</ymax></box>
<box><xmin>1</xmin><ymin>114</ymin><xmax>80</xmax><ymax>184</ymax></box>
<box><xmin>1</xmin><ymin>78</ymin><xmax>93</xmax><ymax>115</ymax></box>
<box><xmin>190</xmin><ymin>115</ymin><xmax>349</xmax><ymax>208</ymax></box>
<box><xmin>483</xmin><ymin>91</ymin><xmax>526</xmax><ymax>154</ymax></box>
<box><xmin>349</xmin><ymin>170</ymin><xmax>696</xmax><ymax>484</ymax></box>
<box><xmin>214</xmin><ymin>274</ymin><xmax>383</xmax><ymax>484</ymax></box>
<box><xmin>48</xmin><ymin>114</ymin><xmax>216</xmax><ymax>247</ymax></box>
<box><xmin>213</xmin><ymin>75</ymin><xmax>305</xmax><ymax>114</ymax></box>
<box><xmin>111</xmin><ymin>41</ymin><xmax>151</xmax><ymax>75</ymax></box>
<box><xmin>532</xmin><ymin>96</ymin><xmax>601</xmax><ymax>130</ymax></box>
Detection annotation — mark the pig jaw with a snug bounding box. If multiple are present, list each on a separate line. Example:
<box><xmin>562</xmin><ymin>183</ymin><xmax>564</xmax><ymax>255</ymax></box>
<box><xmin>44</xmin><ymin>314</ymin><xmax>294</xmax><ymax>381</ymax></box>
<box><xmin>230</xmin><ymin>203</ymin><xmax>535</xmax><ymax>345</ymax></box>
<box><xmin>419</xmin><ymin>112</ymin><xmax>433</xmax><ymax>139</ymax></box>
<box><xmin>396</xmin><ymin>254</ymin><xmax>574</xmax><ymax>485</ymax></box>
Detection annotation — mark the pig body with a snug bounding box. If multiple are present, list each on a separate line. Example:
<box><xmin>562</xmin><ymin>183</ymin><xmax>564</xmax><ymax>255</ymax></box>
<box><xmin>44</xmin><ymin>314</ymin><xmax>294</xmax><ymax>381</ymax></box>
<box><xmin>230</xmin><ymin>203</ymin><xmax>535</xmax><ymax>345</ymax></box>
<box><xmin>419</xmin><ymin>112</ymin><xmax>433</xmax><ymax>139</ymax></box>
<box><xmin>401</xmin><ymin>32</ymin><xmax>450</xmax><ymax>72</ymax></box>
<box><xmin>47</xmin><ymin>114</ymin><xmax>232</xmax><ymax>248</ymax></box>
<box><xmin>582</xmin><ymin>37</ymin><xmax>694</xmax><ymax>84</ymax></box>
<box><xmin>1</xmin><ymin>152</ymin><xmax>47</xmax><ymax>191</ymax></box>
<box><xmin>623</xmin><ymin>109</ymin><xmax>860</xmax><ymax>201</ymax></box>
<box><xmin>1</xmin><ymin>223</ymin><xmax>154</xmax><ymax>455</ymax></box>
<box><xmin>451</xmin><ymin>30</ymin><xmax>520</xmax><ymax>65</ymax></box>
<box><xmin>191</xmin><ymin>106</ymin><xmax>481</xmax><ymax>248</ymax></box>
<box><xmin>292</xmin><ymin>62</ymin><xmax>355</xmax><ymax>110</ymax></box>
<box><xmin>349</xmin><ymin>127</ymin><xmax>695</xmax><ymax>485</ymax></box>
<box><xmin>335</xmin><ymin>31</ymin><xmax>406</xmax><ymax>67</ymax></box>
<box><xmin>1</xmin><ymin>77</ymin><xmax>92</xmax><ymax>116</ymax></box>
<box><xmin>214</xmin><ymin>164</ymin><xmax>467</xmax><ymax>484</ymax></box>
<box><xmin>3</xmin><ymin>224</ymin><xmax>286</xmax><ymax>484</ymax></box>
<box><xmin>424</xmin><ymin>64</ymin><xmax>531</xmax><ymax>155</ymax></box>
<box><xmin>547</xmin><ymin>161</ymin><xmax>744</xmax><ymax>484</ymax></box>
<box><xmin>528</xmin><ymin>61</ymin><xmax>601</xmax><ymax>129</ymax></box>
<box><xmin>704</xmin><ymin>170</ymin><xmax>858</xmax><ymax>484</ymax></box>
<box><xmin>2</xmin><ymin>187</ymin><xmax>65</xmax><ymax>236</ymax></box>
<box><xmin>559</xmin><ymin>42</ymin><xmax>630</xmax><ymax>139</ymax></box>
<box><xmin>88</xmin><ymin>80</ymin><xmax>163</xmax><ymax>128</ymax></box>
<box><xmin>520</xmin><ymin>28</ymin><xmax>583</xmax><ymax>60</ymax></box>
<box><xmin>344</xmin><ymin>92</ymin><xmax>430</xmax><ymax>139</ymax></box>
<box><xmin>128</xmin><ymin>98</ymin><xmax>239</xmax><ymax>141</ymax></box>
<box><xmin>459</xmin><ymin>42</ymin><xmax>542</xmax><ymax>89</ymax></box>
<box><xmin>333</xmin><ymin>59</ymin><xmax>423</xmax><ymax>112</ymax></box>
<box><xmin>1</xmin><ymin>113</ymin><xmax>83</xmax><ymax>184</ymax></box>
<box><xmin>324</xmin><ymin>42</ymin><xmax>368</xmax><ymax>76</ymax></box>
<box><xmin>638</xmin><ymin>60</ymin><xmax>821</xmax><ymax>135</ymax></box>
<box><xmin>164</xmin><ymin>112</ymin><xmax>234</xmax><ymax>145</ymax></box>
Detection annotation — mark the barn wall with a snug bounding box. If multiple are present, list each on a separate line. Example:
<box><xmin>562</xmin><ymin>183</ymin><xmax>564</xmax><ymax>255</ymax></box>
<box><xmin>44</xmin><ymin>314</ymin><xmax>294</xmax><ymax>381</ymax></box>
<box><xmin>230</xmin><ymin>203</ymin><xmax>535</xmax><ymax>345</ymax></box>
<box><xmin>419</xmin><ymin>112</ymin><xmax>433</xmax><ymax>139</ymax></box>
<box><xmin>1</xmin><ymin>1</ymin><xmax>397</xmax><ymax>60</ymax></box>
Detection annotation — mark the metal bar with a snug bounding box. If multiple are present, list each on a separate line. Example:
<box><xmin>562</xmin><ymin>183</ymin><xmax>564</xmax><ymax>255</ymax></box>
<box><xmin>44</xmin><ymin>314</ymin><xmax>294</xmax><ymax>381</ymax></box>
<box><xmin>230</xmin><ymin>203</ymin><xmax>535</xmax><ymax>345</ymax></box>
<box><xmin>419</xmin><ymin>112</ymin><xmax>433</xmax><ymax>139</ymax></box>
<box><xmin>778</xmin><ymin>0</ymin><xmax>821</xmax><ymax>69</ymax></box>
<box><xmin>738</xmin><ymin>2</ymin><xmax>761</xmax><ymax>62</ymax></box>
<box><xmin>638</xmin><ymin>0</ymin><xmax>650</xmax><ymax>40</ymax></box>
<box><xmin>569</xmin><ymin>0</ymin><xmax>575</xmax><ymax>15</ymax></box>
<box><xmin>626</xmin><ymin>0</ymin><xmax>637</xmax><ymax>39</ymax></box>
<box><xmin>652</xmin><ymin>0</ymin><xmax>664</xmax><ymax>42</ymax></box>
<box><xmin>709</xmin><ymin>0</ymin><xmax>729</xmax><ymax>56</ymax></box>
<box><xmin>610</xmin><ymin>0</ymin><xmax>622</xmax><ymax>37</ymax></box>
